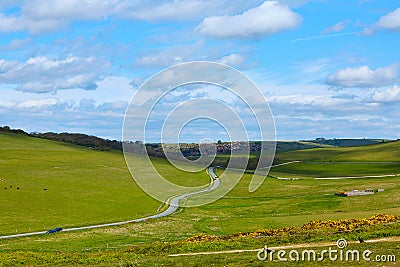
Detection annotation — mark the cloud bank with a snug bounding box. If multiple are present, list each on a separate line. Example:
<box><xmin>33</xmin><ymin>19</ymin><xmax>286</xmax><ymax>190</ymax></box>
<box><xmin>326</xmin><ymin>65</ymin><xmax>398</xmax><ymax>88</ymax></box>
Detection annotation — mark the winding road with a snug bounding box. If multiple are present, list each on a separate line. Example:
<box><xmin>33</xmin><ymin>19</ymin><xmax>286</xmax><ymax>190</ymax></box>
<box><xmin>0</xmin><ymin>167</ymin><xmax>220</xmax><ymax>240</ymax></box>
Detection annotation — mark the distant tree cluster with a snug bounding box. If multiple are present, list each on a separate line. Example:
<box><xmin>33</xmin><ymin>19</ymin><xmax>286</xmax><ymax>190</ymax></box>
<box><xmin>0</xmin><ymin>126</ymin><xmax>28</xmax><ymax>135</ymax></box>
<box><xmin>30</xmin><ymin>132</ymin><xmax>122</xmax><ymax>151</ymax></box>
<box><xmin>0</xmin><ymin>126</ymin><xmax>273</xmax><ymax>170</ymax></box>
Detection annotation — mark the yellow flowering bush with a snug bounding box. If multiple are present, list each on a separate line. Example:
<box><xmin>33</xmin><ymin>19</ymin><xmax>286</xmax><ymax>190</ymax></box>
<box><xmin>183</xmin><ymin>214</ymin><xmax>399</xmax><ymax>243</ymax></box>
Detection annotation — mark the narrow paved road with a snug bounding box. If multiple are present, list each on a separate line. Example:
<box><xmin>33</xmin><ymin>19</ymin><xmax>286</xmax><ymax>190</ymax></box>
<box><xmin>0</xmin><ymin>167</ymin><xmax>219</xmax><ymax>239</ymax></box>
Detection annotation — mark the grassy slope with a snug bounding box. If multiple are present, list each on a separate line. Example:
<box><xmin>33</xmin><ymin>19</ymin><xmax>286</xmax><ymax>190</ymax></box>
<box><xmin>0</xmin><ymin>132</ymin><xmax>209</xmax><ymax>235</ymax></box>
<box><xmin>1</xmin><ymin>134</ymin><xmax>399</xmax><ymax>266</ymax></box>
<box><xmin>276</xmin><ymin>140</ymin><xmax>400</xmax><ymax>162</ymax></box>
<box><xmin>1</xmin><ymin>221</ymin><xmax>399</xmax><ymax>266</ymax></box>
<box><xmin>271</xmin><ymin>140</ymin><xmax>400</xmax><ymax>178</ymax></box>
<box><xmin>180</xmin><ymin>170</ymin><xmax>400</xmax><ymax>235</ymax></box>
<box><xmin>2</xmin><ymin>134</ymin><xmax>400</xmax><ymax>235</ymax></box>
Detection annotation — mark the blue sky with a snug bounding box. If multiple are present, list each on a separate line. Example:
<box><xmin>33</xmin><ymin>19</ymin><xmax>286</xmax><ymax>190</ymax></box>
<box><xmin>0</xmin><ymin>0</ymin><xmax>400</xmax><ymax>141</ymax></box>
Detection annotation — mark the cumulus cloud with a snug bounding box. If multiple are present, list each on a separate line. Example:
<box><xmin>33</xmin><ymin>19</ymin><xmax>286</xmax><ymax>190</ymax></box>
<box><xmin>219</xmin><ymin>53</ymin><xmax>245</xmax><ymax>66</ymax></box>
<box><xmin>0</xmin><ymin>96</ymin><xmax>128</xmax><ymax>139</ymax></box>
<box><xmin>0</xmin><ymin>0</ymin><xmax>263</xmax><ymax>34</ymax></box>
<box><xmin>196</xmin><ymin>1</ymin><xmax>302</xmax><ymax>39</ymax></box>
<box><xmin>371</xmin><ymin>86</ymin><xmax>400</xmax><ymax>103</ymax></box>
<box><xmin>0</xmin><ymin>0</ymin><xmax>114</xmax><ymax>34</ymax></box>
<box><xmin>375</xmin><ymin>8</ymin><xmax>400</xmax><ymax>31</ymax></box>
<box><xmin>326</xmin><ymin>65</ymin><xmax>399</xmax><ymax>88</ymax></box>
<box><xmin>0</xmin><ymin>56</ymin><xmax>110</xmax><ymax>93</ymax></box>
<box><xmin>364</xmin><ymin>7</ymin><xmax>400</xmax><ymax>34</ymax></box>
<box><xmin>321</xmin><ymin>21</ymin><xmax>345</xmax><ymax>34</ymax></box>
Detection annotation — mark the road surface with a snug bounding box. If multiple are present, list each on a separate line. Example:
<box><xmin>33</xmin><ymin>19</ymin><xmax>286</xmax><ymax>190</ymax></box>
<box><xmin>0</xmin><ymin>167</ymin><xmax>220</xmax><ymax>239</ymax></box>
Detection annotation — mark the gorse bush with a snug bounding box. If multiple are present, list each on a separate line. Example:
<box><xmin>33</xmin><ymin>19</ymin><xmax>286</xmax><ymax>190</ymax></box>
<box><xmin>184</xmin><ymin>214</ymin><xmax>399</xmax><ymax>243</ymax></box>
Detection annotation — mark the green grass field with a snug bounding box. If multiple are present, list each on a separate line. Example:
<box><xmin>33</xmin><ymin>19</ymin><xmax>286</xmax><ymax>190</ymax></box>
<box><xmin>1</xmin><ymin>132</ymin><xmax>399</xmax><ymax>266</ymax></box>
<box><xmin>270</xmin><ymin>140</ymin><xmax>400</xmax><ymax>178</ymax></box>
<box><xmin>276</xmin><ymin>140</ymin><xmax>400</xmax><ymax>162</ymax></box>
<box><xmin>0</xmin><ymin>132</ymin><xmax>209</xmax><ymax>235</ymax></box>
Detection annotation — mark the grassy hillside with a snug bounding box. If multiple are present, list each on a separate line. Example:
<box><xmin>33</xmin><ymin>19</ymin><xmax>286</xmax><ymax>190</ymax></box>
<box><xmin>0</xmin><ymin>133</ymin><xmax>399</xmax><ymax>266</ymax></box>
<box><xmin>276</xmin><ymin>140</ymin><xmax>400</xmax><ymax>162</ymax></box>
<box><xmin>270</xmin><ymin>140</ymin><xmax>400</xmax><ymax>178</ymax></box>
<box><xmin>0</xmin><ymin>132</ymin><xmax>209</xmax><ymax>235</ymax></box>
<box><xmin>302</xmin><ymin>138</ymin><xmax>385</xmax><ymax>147</ymax></box>
<box><xmin>2</xmin><ymin>133</ymin><xmax>399</xmax><ymax>236</ymax></box>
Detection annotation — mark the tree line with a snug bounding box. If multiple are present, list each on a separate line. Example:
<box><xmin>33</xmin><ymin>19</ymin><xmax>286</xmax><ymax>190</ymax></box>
<box><xmin>0</xmin><ymin>125</ymin><xmax>271</xmax><ymax>169</ymax></box>
<box><xmin>0</xmin><ymin>126</ymin><xmax>122</xmax><ymax>151</ymax></box>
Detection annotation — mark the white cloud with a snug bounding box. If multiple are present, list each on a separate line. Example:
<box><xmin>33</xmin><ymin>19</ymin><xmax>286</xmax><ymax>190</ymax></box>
<box><xmin>0</xmin><ymin>56</ymin><xmax>110</xmax><ymax>93</ymax></box>
<box><xmin>375</xmin><ymin>8</ymin><xmax>400</xmax><ymax>31</ymax></box>
<box><xmin>219</xmin><ymin>53</ymin><xmax>245</xmax><ymax>66</ymax></box>
<box><xmin>267</xmin><ymin>94</ymin><xmax>351</xmax><ymax>108</ymax></box>
<box><xmin>321</xmin><ymin>21</ymin><xmax>345</xmax><ymax>34</ymax></box>
<box><xmin>119</xmin><ymin>0</ymin><xmax>226</xmax><ymax>21</ymax></box>
<box><xmin>0</xmin><ymin>0</ymin><xmax>265</xmax><ymax>34</ymax></box>
<box><xmin>17</xmin><ymin>98</ymin><xmax>59</xmax><ymax>109</ymax></box>
<box><xmin>196</xmin><ymin>1</ymin><xmax>302</xmax><ymax>39</ymax></box>
<box><xmin>0</xmin><ymin>13</ymin><xmax>67</xmax><ymax>34</ymax></box>
<box><xmin>364</xmin><ymin>7</ymin><xmax>400</xmax><ymax>34</ymax></box>
<box><xmin>0</xmin><ymin>100</ymin><xmax>17</xmax><ymax>109</ymax></box>
<box><xmin>0</xmin><ymin>38</ymin><xmax>31</xmax><ymax>51</ymax></box>
<box><xmin>136</xmin><ymin>53</ymin><xmax>183</xmax><ymax>67</ymax></box>
<box><xmin>22</xmin><ymin>0</ymin><xmax>112</xmax><ymax>21</ymax></box>
<box><xmin>371</xmin><ymin>86</ymin><xmax>400</xmax><ymax>103</ymax></box>
<box><xmin>0</xmin><ymin>96</ymin><xmax>128</xmax><ymax>139</ymax></box>
<box><xmin>0</xmin><ymin>0</ymin><xmax>113</xmax><ymax>34</ymax></box>
<box><xmin>326</xmin><ymin>65</ymin><xmax>398</xmax><ymax>88</ymax></box>
<box><xmin>135</xmin><ymin>41</ymin><xmax>204</xmax><ymax>67</ymax></box>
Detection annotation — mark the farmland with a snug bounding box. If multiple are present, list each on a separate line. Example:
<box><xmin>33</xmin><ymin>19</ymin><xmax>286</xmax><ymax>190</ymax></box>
<box><xmin>0</xmin><ymin>132</ymin><xmax>399</xmax><ymax>266</ymax></box>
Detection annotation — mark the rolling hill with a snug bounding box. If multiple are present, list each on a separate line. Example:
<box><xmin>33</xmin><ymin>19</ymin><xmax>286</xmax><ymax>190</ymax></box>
<box><xmin>276</xmin><ymin>140</ymin><xmax>400</xmax><ymax>162</ymax></box>
<box><xmin>0</xmin><ymin>131</ymin><xmax>399</xmax><ymax>266</ymax></box>
<box><xmin>0</xmin><ymin>131</ymin><xmax>209</xmax><ymax>235</ymax></box>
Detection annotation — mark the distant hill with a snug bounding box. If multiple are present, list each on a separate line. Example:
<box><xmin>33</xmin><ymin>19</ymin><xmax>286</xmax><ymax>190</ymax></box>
<box><xmin>0</xmin><ymin>126</ymin><xmax>122</xmax><ymax>151</ymax></box>
<box><xmin>276</xmin><ymin>139</ymin><xmax>400</xmax><ymax>162</ymax></box>
<box><xmin>301</xmin><ymin>138</ymin><xmax>386</xmax><ymax>147</ymax></box>
<box><xmin>0</xmin><ymin>125</ymin><xmax>395</xmax><ymax>156</ymax></box>
<box><xmin>30</xmin><ymin>132</ymin><xmax>122</xmax><ymax>151</ymax></box>
<box><xmin>275</xmin><ymin>141</ymin><xmax>329</xmax><ymax>152</ymax></box>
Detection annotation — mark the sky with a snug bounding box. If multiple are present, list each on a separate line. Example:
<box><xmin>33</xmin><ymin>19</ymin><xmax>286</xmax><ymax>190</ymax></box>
<box><xmin>0</xmin><ymin>0</ymin><xmax>400</xmax><ymax>142</ymax></box>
